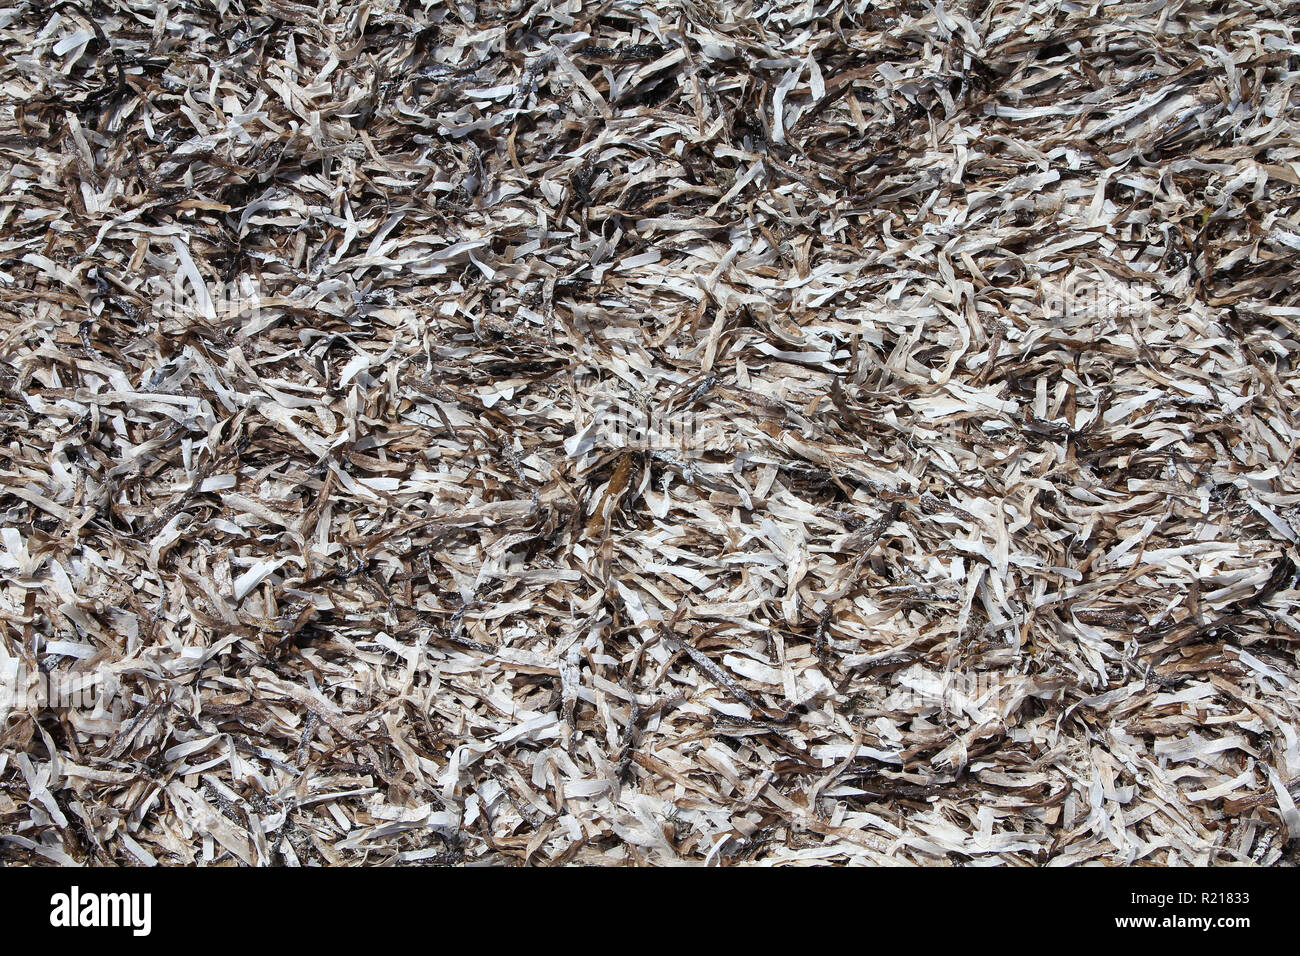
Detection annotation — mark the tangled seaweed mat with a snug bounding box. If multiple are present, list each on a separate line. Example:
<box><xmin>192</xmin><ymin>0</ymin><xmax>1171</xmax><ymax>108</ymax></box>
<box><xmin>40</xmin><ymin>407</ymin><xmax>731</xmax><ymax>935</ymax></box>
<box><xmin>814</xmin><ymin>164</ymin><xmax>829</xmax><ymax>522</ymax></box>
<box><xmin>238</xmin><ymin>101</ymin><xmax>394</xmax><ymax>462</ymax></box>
<box><xmin>1</xmin><ymin>0</ymin><xmax>1299</xmax><ymax>866</ymax></box>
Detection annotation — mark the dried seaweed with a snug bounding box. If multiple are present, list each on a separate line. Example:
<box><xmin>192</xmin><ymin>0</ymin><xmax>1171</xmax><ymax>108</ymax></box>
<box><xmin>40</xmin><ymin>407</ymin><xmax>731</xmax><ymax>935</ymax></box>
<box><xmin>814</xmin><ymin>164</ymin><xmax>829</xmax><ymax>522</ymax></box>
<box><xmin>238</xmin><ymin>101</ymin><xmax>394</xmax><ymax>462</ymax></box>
<box><xmin>1</xmin><ymin>0</ymin><xmax>1299</xmax><ymax>866</ymax></box>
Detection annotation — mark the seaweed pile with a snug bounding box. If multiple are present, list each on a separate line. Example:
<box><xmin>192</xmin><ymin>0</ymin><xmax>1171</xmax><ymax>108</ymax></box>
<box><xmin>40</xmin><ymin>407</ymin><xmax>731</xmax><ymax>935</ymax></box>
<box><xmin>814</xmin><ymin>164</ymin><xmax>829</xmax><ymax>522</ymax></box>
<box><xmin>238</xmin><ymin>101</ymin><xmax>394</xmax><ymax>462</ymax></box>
<box><xmin>1</xmin><ymin>0</ymin><xmax>1298</xmax><ymax>865</ymax></box>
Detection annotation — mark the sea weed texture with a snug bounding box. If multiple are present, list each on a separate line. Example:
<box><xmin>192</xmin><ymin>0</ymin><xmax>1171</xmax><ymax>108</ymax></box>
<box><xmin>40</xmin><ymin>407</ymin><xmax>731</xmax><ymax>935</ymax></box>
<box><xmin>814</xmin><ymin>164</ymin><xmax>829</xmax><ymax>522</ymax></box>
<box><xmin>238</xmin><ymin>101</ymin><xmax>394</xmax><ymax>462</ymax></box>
<box><xmin>1</xmin><ymin>0</ymin><xmax>1299</xmax><ymax>866</ymax></box>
